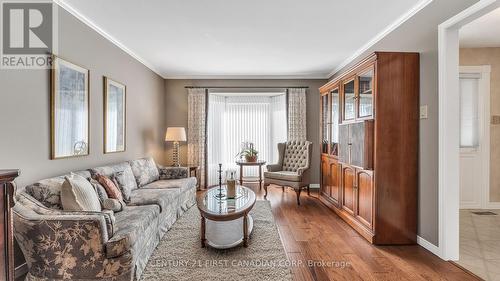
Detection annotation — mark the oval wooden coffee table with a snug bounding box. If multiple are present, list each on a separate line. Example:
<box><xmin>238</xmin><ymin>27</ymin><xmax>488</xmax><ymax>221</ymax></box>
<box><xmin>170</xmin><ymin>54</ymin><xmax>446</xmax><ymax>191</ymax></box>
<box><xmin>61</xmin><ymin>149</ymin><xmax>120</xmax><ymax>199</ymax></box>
<box><xmin>196</xmin><ymin>185</ymin><xmax>256</xmax><ymax>249</ymax></box>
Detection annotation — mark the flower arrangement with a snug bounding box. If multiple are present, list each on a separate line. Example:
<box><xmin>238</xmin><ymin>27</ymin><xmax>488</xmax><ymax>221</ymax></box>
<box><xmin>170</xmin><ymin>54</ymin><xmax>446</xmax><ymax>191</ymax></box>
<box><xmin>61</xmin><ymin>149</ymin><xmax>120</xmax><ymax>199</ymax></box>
<box><xmin>236</xmin><ymin>142</ymin><xmax>258</xmax><ymax>162</ymax></box>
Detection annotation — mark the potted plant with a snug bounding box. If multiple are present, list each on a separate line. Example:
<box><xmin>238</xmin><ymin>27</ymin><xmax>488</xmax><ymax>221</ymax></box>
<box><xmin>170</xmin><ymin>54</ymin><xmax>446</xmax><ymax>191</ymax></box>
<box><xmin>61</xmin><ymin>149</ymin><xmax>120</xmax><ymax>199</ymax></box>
<box><xmin>236</xmin><ymin>142</ymin><xmax>259</xmax><ymax>162</ymax></box>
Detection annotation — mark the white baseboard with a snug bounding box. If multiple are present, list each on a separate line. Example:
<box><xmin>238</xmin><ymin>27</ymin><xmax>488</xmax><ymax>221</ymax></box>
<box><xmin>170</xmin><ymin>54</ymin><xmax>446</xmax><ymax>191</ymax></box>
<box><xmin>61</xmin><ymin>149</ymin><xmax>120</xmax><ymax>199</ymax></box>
<box><xmin>309</xmin><ymin>184</ymin><xmax>320</xmax><ymax>189</ymax></box>
<box><xmin>460</xmin><ymin>202</ymin><xmax>500</xmax><ymax>209</ymax></box>
<box><xmin>484</xmin><ymin>202</ymin><xmax>500</xmax><ymax>209</ymax></box>
<box><xmin>417</xmin><ymin>235</ymin><xmax>440</xmax><ymax>258</ymax></box>
<box><xmin>460</xmin><ymin>202</ymin><xmax>481</xmax><ymax>209</ymax></box>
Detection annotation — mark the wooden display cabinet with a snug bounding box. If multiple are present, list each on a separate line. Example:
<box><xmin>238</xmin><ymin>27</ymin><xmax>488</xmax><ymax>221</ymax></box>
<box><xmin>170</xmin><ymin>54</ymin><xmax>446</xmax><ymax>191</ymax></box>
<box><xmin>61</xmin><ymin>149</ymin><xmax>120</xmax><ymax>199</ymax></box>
<box><xmin>319</xmin><ymin>52</ymin><xmax>419</xmax><ymax>245</ymax></box>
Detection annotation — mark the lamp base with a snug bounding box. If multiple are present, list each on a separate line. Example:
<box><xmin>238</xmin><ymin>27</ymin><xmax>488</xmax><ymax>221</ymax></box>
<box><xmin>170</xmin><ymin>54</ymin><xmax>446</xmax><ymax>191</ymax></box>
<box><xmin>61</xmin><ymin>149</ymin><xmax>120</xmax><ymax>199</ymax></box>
<box><xmin>172</xmin><ymin>141</ymin><xmax>181</xmax><ymax>167</ymax></box>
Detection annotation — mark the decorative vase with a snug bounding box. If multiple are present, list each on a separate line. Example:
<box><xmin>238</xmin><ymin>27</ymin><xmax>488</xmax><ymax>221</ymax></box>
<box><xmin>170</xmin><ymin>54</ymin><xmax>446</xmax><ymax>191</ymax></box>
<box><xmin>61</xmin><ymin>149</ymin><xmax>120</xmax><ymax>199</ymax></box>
<box><xmin>227</xmin><ymin>180</ymin><xmax>236</xmax><ymax>198</ymax></box>
<box><xmin>226</xmin><ymin>170</ymin><xmax>237</xmax><ymax>199</ymax></box>
<box><xmin>245</xmin><ymin>155</ymin><xmax>257</xmax><ymax>162</ymax></box>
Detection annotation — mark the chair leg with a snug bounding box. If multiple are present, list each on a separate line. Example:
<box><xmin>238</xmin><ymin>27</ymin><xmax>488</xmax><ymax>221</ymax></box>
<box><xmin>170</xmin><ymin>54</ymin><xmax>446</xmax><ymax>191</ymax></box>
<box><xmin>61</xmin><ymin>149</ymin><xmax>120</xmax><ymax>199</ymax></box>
<box><xmin>264</xmin><ymin>183</ymin><xmax>269</xmax><ymax>199</ymax></box>
<box><xmin>307</xmin><ymin>185</ymin><xmax>310</xmax><ymax>196</ymax></box>
<box><xmin>282</xmin><ymin>186</ymin><xmax>285</xmax><ymax>192</ymax></box>
<box><xmin>295</xmin><ymin>188</ymin><xmax>302</xmax><ymax>205</ymax></box>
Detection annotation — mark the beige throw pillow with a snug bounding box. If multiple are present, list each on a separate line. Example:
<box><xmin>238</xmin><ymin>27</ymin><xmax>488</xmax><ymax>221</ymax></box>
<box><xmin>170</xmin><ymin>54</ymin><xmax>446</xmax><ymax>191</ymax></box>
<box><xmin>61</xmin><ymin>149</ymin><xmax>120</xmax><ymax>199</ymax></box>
<box><xmin>61</xmin><ymin>173</ymin><xmax>101</xmax><ymax>212</ymax></box>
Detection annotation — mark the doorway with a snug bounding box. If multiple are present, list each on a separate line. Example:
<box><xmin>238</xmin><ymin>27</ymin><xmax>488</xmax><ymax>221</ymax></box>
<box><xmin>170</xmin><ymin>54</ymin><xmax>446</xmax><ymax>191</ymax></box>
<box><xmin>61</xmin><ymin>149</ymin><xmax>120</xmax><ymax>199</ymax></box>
<box><xmin>459</xmin><ymin>66</ymin><xmax>491</xmax><ymax>210</ymax></box>
<box><xmin>439</xmin><ymin>0</ymin><xmax>500</xmax><ymax>272</ymax></box>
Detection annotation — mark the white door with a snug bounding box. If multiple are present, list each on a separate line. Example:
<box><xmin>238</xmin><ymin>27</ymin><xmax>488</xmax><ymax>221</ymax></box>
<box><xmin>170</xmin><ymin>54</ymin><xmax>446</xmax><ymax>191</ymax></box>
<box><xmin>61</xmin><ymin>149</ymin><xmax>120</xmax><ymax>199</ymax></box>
<box><xmin>459</xmin><ymin>68</ymin><xmax>490</xmax><ymax>209</ymax></box>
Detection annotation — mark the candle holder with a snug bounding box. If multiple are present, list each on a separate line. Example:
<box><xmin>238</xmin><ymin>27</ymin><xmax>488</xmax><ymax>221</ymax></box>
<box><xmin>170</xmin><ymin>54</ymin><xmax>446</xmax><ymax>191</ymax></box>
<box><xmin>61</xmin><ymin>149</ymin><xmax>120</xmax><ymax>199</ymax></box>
<box><xmin>214</xmin><ymin>163</ymin><xmax>226</xmax><ymax>200</ymax></box>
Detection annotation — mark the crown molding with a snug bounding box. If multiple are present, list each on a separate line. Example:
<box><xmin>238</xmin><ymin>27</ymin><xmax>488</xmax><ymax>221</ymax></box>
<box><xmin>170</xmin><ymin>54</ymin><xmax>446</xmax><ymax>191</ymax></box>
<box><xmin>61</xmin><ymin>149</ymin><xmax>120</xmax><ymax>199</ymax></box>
<box><xmin>53</xmin><ymin>0</ymin><xmax>166</xmax><ymax>78</ymax></box>
<box><xmin>164</xmin><ymin>74</ymin><xmax>330</xmax><ymax>80</ymax></box>
<box><xmin>327</xmin><ymin>0</ymin><xmax>434</xmax><ymax>79</ymax></box>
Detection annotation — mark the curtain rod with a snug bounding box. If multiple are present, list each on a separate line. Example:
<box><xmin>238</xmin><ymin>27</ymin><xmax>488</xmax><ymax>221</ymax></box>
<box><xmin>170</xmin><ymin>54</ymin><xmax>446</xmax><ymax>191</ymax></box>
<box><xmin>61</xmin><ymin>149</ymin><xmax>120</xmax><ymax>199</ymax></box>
<box><xmin>184</xmin><ymin>86</ymin><xmax>309</xmax><ymax>89</ymax></box>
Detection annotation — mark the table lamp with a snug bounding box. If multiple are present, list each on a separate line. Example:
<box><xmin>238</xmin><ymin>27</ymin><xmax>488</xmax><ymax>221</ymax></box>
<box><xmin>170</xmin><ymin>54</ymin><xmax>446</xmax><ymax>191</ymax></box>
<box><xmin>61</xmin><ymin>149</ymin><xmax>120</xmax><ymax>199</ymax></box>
<box><xmin>165</xmin><ymin>127</ymin><xmax>186</xmax><ymax>167</ymax></box>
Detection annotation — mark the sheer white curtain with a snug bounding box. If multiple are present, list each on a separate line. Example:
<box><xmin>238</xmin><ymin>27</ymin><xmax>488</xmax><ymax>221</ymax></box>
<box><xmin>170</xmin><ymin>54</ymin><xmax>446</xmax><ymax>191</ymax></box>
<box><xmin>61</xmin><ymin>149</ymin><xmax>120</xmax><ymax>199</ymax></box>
<box><xmin>207</xmin><ymin>94</ymin><xmax>287</xmax><ymax>186</ymax></box>
<box><xmin>270</xmin><ymin>94</ymin><xmax>287</xmax><ymax>162</ymax></box>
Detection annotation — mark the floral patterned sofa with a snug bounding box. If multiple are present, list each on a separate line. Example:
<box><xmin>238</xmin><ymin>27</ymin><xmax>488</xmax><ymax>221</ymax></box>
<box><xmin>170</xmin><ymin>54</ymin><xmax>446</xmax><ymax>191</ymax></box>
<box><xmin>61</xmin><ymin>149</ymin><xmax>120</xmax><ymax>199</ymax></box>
<box><xmin>12</xmin><ymin>157</ymin><xmax>197</xmax><ymax>281</ymax></box>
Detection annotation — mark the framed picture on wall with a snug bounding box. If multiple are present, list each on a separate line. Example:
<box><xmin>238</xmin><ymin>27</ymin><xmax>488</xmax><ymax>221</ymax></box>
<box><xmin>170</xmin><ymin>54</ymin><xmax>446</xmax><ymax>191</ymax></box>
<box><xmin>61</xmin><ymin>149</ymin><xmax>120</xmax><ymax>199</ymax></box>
<box><xmin>51</xmin><ymin>55</ymin><xmax>90</xmax><ymax>159</ymax></box>
<box><xmin>104</xmin><ymin>77</ymin><xmax>126</xmax><ymax>153</ymax></box>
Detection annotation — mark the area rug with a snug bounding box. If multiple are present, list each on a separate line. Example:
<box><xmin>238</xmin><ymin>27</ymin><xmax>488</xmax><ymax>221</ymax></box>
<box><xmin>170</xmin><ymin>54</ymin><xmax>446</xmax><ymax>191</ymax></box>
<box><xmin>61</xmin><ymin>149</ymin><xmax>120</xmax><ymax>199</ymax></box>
<box><xmin>140</xmin><ymin>200</ymin><xmax>293</xmax><ymax>281</ymax></box>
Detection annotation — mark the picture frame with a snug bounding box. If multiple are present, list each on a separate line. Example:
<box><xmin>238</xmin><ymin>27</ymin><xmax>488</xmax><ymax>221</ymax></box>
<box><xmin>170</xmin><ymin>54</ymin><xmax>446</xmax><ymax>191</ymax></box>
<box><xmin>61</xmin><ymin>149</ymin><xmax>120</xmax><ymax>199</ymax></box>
<box><xmin>51</xmin><ymin>55</ymin><xmax>90</xmax><ymax>159</ymax></box>
<box><xmin>104</xmin><ymin>76</ymin><xmax>126</xmax><ymax>153</ymax></box>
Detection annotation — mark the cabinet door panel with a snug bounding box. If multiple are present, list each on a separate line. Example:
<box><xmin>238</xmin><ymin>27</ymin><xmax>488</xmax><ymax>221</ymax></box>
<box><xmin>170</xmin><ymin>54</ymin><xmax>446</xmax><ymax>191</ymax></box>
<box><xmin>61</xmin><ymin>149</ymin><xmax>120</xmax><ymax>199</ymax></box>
<box><xmin>321</xmin><ymin>94</ymin><xmax>330</xmax><ymax>154</ymax></box>
<box><xmin>350</xmin><ymin>120</ymin><xmax>374</xmax><ymax>169</ymax></box>
<box><xmin>341</xmin><ymin>166</ymin><xmax>355</xmax><ymax>215</ymax></box>
<box><xmin>343</xmin><ymin>79</ymin><xmax>356</xmax><ymax>121</ymax></box>
<box><xmin>329</xmin><ymin>160</ymin><xmax>340</xmax><ymax>206</ymax></box>
<box><xmin>330</xmin><ymin>88</ymin><xmax>340</xmax><ymax>156</ymax></box>
<box><xmin>338</xmin><ymin>124</ymin><xmax>350</xmax><ymax>164</ymax></box>
<box><xmin>358</xmin><ymin>67</ymin><xmax>374</xmax><ymax>119</ymax></box>
<box><xmin>321</xmin><ymin>157</ymin><xmax>330</xmax><ymax>196</ymax></box>
<box><xmin>350</xmin><ymin>122</ymin><xmax>365</xmax><ymax>168</ymax></box>
<box><xmin>356</xmin><ymin>170</ymin><xmax>374</xmax><ymax>229</ymax></box>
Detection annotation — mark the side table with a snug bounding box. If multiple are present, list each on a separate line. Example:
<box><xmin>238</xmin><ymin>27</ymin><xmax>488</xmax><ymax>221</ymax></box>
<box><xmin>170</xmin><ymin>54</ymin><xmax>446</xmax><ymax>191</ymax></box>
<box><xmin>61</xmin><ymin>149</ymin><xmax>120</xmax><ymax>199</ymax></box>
<box><xmin>235</xmin><ymin>160</ymin><xmax>266</xmax><ymax>190</ymax></box>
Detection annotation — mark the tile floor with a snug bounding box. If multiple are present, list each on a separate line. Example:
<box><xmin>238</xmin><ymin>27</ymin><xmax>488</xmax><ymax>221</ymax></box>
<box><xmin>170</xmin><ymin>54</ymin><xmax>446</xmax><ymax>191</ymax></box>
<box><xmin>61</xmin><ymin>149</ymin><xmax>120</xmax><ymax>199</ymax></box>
<box><xmin>458</xmin><ymin>209</ymin><xmax>500</xmax><ymax>280</ymax></box>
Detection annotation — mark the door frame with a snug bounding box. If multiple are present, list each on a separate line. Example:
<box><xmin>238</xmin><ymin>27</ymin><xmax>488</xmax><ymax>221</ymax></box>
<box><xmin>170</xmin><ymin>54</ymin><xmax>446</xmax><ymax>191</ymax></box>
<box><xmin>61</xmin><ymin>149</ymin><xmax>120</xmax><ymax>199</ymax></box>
<box><xmin>459</xmin><ymin>65</ymin><xmax>491</xmax><ymax>210</ymax></box>
<box><xmin>438</xmin><ymin>0</ymin><xmax>500</xmax><ymax>261</ymax></box>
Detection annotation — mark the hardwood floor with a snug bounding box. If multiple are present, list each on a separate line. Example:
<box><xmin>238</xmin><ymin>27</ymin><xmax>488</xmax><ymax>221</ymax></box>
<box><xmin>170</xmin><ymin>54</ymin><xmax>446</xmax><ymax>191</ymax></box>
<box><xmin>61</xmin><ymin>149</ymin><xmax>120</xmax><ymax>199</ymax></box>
<box><xmin>249</xmin><ymin>184</ymin><xmax>481</xmax><ymax>281</ymax></box>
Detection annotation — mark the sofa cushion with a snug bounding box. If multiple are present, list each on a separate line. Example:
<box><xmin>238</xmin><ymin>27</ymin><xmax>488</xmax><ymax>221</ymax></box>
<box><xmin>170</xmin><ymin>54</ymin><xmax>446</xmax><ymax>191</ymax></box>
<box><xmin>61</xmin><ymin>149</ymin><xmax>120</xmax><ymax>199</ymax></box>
<box><xmin>96</xmin><ymin>174</ymin><xmax>124</xmax><ymax>202</ymax></box>
<box><xmin>113</xmin><ymin>170</ymin><xmax>135</xmax><ymax>202</ymax></box>
<box><xmin>106</xmin><ymin>205</ymin><xmax>159</xmax><ymax>258</ymax></box>
<box><xmin>141</xmin><ymin>177</ymin><xmax>197</xmax><ymax>193</ymax></box>
<box><xmin>103</xmin><ymin>198</ymin><xmax>125</xmax><ymax>212</ymax></box>
<box><xmin>61</xmin><ymin>173</ymin><xmax>101</xmax><ymax>212</ymax></box>
<box><xmin>159</xmin><ymin>167</ymin><xmax>188</xmax><ymax>180</ymax></box>
<box><xmin>90</xmin><ymin>162</ymin><xmax>138</xmax><ymax>192</ymax></box>
<box><xmin>129</xmin><ymin>157</ymin><xmax>160</xmax><ymax>187</ymax></box>
<box><xmin>263</xmin><ymin>171</ymin><xmax>301</xmax><ymax>182</ymax></box>
<box><xmin>25</xmin><ymin>177</ymin><xmax>65</xmax><ymax>209</ymax></box>
<box><xmin>88</xmin><ymin>178</ymin><xmax>109</xmax><ymax>204</ymax></box>
<box><xmin>127</xmin><ymin>188</ymin><xmax>179</xmax><ymax>213</ymax></box>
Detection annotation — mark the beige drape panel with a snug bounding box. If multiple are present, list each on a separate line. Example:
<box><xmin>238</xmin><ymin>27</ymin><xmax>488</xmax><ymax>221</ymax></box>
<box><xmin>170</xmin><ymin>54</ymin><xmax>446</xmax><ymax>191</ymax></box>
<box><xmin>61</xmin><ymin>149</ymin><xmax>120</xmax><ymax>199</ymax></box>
<box><xmin>187</xmin><ymin>88</ymin><xmax>207</xmax><ymax>188</ymax></box>
<box><xmin>287</xmin><ymin>88</ymin><xmax>307</xmax><ymax>140</ymax></box>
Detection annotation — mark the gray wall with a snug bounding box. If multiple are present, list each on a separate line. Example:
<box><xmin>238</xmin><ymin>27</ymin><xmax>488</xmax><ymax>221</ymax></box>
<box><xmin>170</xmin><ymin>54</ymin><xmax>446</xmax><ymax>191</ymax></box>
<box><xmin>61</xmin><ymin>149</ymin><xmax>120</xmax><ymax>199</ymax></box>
<box><xmin>0</xmin><ymin>9</ymin><xmax>165</xmax><ymax>187</ymax></box>
<box><xmin>164</xmin><ymin>79</ymin><xmax>327</xmax><ymax>184</ymax></box>
<box><xmin>329</xmin><ymin>0</ymin><xmax>478</xmax><ymax>245</ymax></box>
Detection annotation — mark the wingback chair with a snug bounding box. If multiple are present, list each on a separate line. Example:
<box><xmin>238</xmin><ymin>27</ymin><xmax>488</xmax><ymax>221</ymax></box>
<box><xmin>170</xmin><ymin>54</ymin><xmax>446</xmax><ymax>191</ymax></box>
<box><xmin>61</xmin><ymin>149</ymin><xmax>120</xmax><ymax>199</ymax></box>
<box><xmin>264</xmin><ymin>140</ymin><xmax>313</xmax><ymax>205</ymax></box>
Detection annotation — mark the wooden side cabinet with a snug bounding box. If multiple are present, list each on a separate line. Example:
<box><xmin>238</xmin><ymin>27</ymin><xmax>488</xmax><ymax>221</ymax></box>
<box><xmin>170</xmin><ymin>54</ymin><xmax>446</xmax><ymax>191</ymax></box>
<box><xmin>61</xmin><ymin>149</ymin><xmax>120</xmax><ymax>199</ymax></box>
<box><xmin>0</xmin><ymin>170</ymin><xmax>19</xmax><ymax>281</ymax></box>
<box><xmin>319</xmin><ymin>52</ymin><xmax>419</xmax><ymax>245</ymax></box>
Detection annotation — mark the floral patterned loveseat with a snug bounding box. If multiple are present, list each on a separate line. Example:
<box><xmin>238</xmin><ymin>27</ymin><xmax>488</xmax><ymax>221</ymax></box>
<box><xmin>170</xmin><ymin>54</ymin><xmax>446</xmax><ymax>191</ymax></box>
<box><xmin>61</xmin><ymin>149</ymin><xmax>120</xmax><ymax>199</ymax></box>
<box><xmin>12</xmin><ymin>157</ymin><xmax>197</xmax><ymax>281</ymax></box>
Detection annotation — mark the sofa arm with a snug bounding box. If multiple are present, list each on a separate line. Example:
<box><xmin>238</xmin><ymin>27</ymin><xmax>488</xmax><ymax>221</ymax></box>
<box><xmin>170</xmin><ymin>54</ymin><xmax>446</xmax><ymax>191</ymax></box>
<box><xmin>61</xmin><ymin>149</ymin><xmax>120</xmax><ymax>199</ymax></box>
<box><xmin>158</xmin><ymin>166</ymin><xmax>189</xmax><ymax>179</ymax></box>
<box><xmin>266</xmin><ymin>164</ymin><xmax>282</xmax><ymax>172</ymax></box>
<box><xmin>13</xmin><ymin>205</ymin><xmax>134</xmax><ymax>280</ymax></box>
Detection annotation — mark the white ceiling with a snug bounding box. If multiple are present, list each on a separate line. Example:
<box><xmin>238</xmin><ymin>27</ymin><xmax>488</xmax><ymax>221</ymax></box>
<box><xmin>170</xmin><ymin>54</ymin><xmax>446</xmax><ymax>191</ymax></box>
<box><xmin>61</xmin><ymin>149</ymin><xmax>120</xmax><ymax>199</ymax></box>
<box><xmin>460</xmin><ymin>7</ymin><xmax>500</xmax><ymax>48</ymax></box>
<box><xmin>59</xmin><ymin>0</ymin><xmax>429</xmax><ymax>79</ymax></box>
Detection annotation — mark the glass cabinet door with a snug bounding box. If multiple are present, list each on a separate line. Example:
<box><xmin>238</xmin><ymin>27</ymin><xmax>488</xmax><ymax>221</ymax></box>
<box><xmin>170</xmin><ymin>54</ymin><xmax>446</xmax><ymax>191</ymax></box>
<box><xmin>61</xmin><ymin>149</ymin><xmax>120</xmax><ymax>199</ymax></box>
<box><xmin>321</xmin><ymin>94</ymin><xmax>329</xmax><ymax>154</ymax></box>
<box><xmin>330</xmin><ymin>88</ymin><xmax>339</xmax><ymax>156</ymax></box>
<box><xmin>343</xmin><ymin>79</ymin><xmax>356</xmax><ymax>121</ymax></box>
<box><xmin>358</xmin><ymin>68</ymin><xmax>374</xmax><ymax>118</ymax></box>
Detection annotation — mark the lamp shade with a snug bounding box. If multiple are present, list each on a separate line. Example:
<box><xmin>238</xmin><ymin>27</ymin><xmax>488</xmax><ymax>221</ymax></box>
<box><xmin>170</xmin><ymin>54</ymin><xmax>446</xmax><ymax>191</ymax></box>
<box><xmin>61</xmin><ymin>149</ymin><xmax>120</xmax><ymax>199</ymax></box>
<box><xmin>165</xmin><ymin>127</ymin><xmax>187</xmax><ymax>142</ymax></box>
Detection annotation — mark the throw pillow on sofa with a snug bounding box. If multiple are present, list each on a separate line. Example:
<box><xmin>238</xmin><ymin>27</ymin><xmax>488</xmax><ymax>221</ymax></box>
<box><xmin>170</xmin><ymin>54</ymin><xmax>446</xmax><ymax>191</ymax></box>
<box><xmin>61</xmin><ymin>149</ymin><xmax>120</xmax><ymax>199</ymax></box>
<box><xmin>88</xmin><ymin>178</ymin><xmax>109</xmax><ymax>202</ymax></box>
<box><xmin>95</xmin><ymin>173</ymin><xmax>124</xmax><ymax>202</ymax></box>
<box><xmin>103</xmin><ymin>198</ymin><xmax>124</xmax><ymax>212</ymax></box>
<box><xmin>61</xmin><ymin>173</ymin><xmax>101</xmax><ymax>212</ymax></box>
<box><xmin>129</xmin><ymin>157</ymin><xmax>160</xmax><ymax>187</ymax></box>
<box><xmin>113</xmin><ymin>171</ymin><xmax>135</xmax><ymax>202</ymax></box>
<box><xmin>159</xmin><ymin>166</ymin><xmax>188</xmax><ymax>179</ymax></box>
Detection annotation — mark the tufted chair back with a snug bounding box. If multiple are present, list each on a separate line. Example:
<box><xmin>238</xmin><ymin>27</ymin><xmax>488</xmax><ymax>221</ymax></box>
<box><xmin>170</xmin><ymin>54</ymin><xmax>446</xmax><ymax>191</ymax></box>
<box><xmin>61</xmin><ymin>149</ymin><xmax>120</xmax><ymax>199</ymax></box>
<box><xmin>281</xmin><ymin>140</ymin><xmax>312</xmax><ymax>172</ymax></box>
